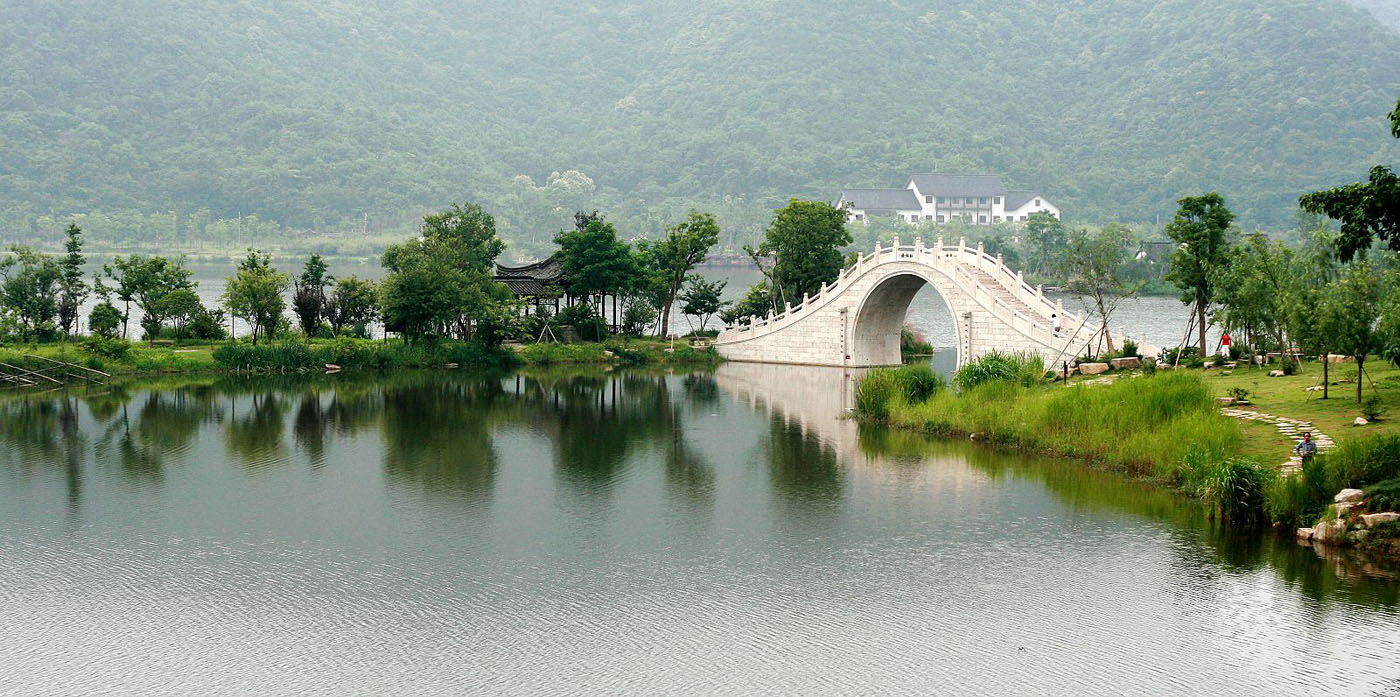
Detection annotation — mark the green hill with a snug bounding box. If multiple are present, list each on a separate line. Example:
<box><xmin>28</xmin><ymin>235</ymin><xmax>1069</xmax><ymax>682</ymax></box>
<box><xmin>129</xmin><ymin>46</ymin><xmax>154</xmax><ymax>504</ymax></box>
<box><xmin>1</xmin><ymin>0</ymin><xmax>1397</xmax><ymax>255</ymax></box>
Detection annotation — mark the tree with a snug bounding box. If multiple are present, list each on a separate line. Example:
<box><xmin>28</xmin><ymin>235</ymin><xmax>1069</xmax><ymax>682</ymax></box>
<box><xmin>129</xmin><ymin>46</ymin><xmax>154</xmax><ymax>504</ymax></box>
<box><xmin>1317</xmin><ymin>260</ymin><xmax>1383</xmax><ymax>404</ymax></box>
<box><xmin>679</xmin><ymin>277</ymin><xmax>726</xmax><ymax>333</ymax></box>
<box><xmin>1214</xmin><ymin>233</ymin><xmax>1300</xmax><ymax>357</ymax></box>
<box><xmin>108</xmin><ymin>254</ymin><xmax>195</xmax><ymax>344</ymax></box>
<box><xmin>154</xmin><ymin>289</ymin><xmax>205</xmax><ymax>341</ymax></box>
<box><xmin>326</xmin><ymin>276</ymin><xmax>380</xmax><ymax>337</ymax></box>
<box><xmin>746</xmin><ymin>199</ymin><xmax>851</xmax><ymax>311</ymax></box>
<box><xmin>647</xmin><ymin>210</ymin><xmax>720</xmax><ymax>337</ymax></box>
<box><xmin>720</xmin><ymin>282</ymin><xmax>774</xmax><ymax>326</ymax></box>
<box><xmin>380</xmin><ymin>203</ymin><xmax>508</xmax><ymax>343</ymax></box>
<box><xmin>1055</xmin><ymin>224</ymin><xmax>1139</xmax><ymax>354</ymax></box>
<box><xmin>1165</xmin><ymin>193</ymin><xmax>1236</xmax><ymax>355</ymax></box>
<box><xmin>292</xmin><ymin>254</ymin><xmax>331</xmax><ymax>338</ymax></box>
<box><xmin>1299</xmin><ymin>99</ymin><xmax>1400</xmax><ymax>262</ymax></box>
<box><xmin>0</xmin><ymin>246</ymin><xmax>62</xmax><ymax>341</ymax></box>
<box><xmin>555</xmin><ymin>215</ymin><xmax>640</xmax><ymax>316</ymax></box>
<box><xmin>222</xmin><ymin>250</ymin><xmax>290</xmax><ymax>345</ymax></box>
<box><xmin>56</xmin><ymin>223</ymin><xmax>87</xmax><ymax>337</ymax></box>
<box><xmin>88</xmin><ymin>302</ymin><xmax>123</xmax><ymax>340</ymax></box>
<box><xmin>1022</xmin><ymin>212</ymin><xmax>1068</xmax><ymax>276</ymax></box>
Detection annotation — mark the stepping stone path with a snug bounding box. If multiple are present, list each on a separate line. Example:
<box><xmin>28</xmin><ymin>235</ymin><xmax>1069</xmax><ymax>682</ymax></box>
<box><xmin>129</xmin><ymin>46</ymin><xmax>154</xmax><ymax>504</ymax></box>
<box><xmin>1220</xmin><ymin>408</ymin><xmax>1334</xmax><ymax>475</ymax></box>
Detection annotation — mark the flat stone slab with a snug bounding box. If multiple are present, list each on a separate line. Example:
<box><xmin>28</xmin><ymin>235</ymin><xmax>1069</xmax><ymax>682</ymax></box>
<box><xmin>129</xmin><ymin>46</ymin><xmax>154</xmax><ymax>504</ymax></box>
<box><xmin>1335</xmin><ymin>489</ymin><xmax>1366</xmax><ymax>504</ymax></box>
<box><xmin>1362</xmin><ymin>512</ymin><xmax>1400</xmax><ymax>527</ymax></box>
<box><xmin>1109</xmin><ymin>357</ymin><xmax>1140</xmax><ymax>370</ymax></box>
<box><xmin>1078</xmin><ymin>362</ymin><xmax>1110</xmax><ymax>375</ymax></box>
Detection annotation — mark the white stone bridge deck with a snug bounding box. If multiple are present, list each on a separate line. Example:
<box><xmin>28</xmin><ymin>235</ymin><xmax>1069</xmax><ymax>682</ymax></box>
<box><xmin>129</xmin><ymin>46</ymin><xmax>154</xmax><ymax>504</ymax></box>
<box><xmin>715</xmin><ymin>237</ymin><xmax>1157</xmax><ymax>369</ymax></box>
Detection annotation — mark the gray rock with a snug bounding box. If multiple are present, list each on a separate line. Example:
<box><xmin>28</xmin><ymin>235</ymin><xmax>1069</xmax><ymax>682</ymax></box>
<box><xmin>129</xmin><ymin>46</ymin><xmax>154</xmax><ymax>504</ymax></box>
<box><xmin>1109</xmin><ymin>357</ymin><xmax>1140</xmax><ymax>370</ymax></box>
<box><xmin>1313</xmin><ymin>519</ymin><xmax>1348</xmax><ymax>543</ymax></box>
<box><xmin>1335</xmin><ymin>489</ymin><xmax>1366</xmax><ymax>504</ymax></box>
<box><xmin>1268</xmin><ymin>370</ymin><xmax>1285</xmax><ymax>377</ymax></box>
<box><xmin>1354</xmin><ymin>417</ymin><xmax>1369</xmax><ymax>426</ymax></box>
<box><xmin>1078</xmin><ymin>362</ymin><xmax>1110</xmax><ymax>375</ymax></box>
<box><xmin>1296</xmin><ymin>527</ymin><xmax>1315</xmax><ymax>541</ymax></box>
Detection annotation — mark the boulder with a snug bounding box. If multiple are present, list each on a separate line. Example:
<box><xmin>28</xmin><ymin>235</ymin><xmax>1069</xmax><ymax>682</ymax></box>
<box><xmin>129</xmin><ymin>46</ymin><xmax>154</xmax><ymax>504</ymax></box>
<box><xmin>1216</xmin><ymin>397</ymin><xmax>1237</xmax><ymax>406</ymax></box>
<box><xmin>1355</xmin><ymin>417</ymin><xmax>1369</xmax><ymax>426</ymax></box>
<box><xmin>1336</xmin><ymin>502</ymin><xmax>1356</xmax><ymax>517</ymax></box>
<box><xmin>1109</xmin><ymin>357</ymin><xmax>1140</xmax><ymax>370</ymax></box>
<box><xmin>1335</xmin><ymin>489</ymin><xmax>1365</xmax><ymax>504</ymax></box>
<box><xmin>1078</xmin><ymin>362</ymin><xmax>1110</xmax><ymax>375</ymax></box>
<box><xmin>1362</xmin><ymin>512</ymin><xmax>1400</xmax><ymax>528</ymax></box>
<box><xmin>1326</xmin><ymin>354</ymin><xmax>1353</xmax><ymax>364</ymax></box>
<box><xmin>1313</xmin><ymin>519</ymin><xmax>1348</xmax><ymax>543</ymax></box>
<box><xmin>1296</xmin><ymin>527</ymin><xmax>1315</xmax><ymax>542</ymax></box>
<box><xmin>1268</xmin><ymin>370</ymin><xmax>1286</xmax><ymax>377</ymax></box>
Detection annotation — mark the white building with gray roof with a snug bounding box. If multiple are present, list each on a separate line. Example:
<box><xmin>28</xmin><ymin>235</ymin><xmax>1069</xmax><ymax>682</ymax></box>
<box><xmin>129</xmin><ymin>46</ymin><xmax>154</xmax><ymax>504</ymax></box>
<box><xmin>836</xmin><ymin>173</ymin><xmax>1059</xmax><ymax>225</ymax></box>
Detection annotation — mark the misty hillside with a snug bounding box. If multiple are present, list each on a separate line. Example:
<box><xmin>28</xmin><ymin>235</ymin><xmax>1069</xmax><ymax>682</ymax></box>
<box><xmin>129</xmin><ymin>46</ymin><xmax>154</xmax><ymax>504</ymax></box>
<box><xmin>2</xmin><ymin>0</ymin><xmax>1398</xmax><ymax>249</ymax></box>
<box><xmin>1347</xmin><ymin>0</ymin><xmax>1400</xmax><ymax>30</ymax></box>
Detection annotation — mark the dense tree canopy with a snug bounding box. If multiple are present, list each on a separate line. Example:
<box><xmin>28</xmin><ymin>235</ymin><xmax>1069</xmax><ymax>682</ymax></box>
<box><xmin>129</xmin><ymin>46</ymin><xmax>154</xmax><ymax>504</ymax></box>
<box><xmin>0</xmin><ymin>0</ymin><xmax>1397</xmax><ymax>255</ymax></box>
<box><xmin>1165</xmin><ymin>193</ymin><xmax>1237</xmax><ymax>354</ymax></box>
<box><xmin>748</xmin><ymin>199</ymin><xmax>852</xmax><ymax>309</ymax></box>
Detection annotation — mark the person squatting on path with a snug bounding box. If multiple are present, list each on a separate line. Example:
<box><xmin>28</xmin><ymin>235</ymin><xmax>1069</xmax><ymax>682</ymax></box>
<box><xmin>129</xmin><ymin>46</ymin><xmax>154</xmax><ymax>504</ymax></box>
<box><xmin>1294</xmin><ymin>432</ymin><xmax>1317</xmax><ymax>463</ymax></box>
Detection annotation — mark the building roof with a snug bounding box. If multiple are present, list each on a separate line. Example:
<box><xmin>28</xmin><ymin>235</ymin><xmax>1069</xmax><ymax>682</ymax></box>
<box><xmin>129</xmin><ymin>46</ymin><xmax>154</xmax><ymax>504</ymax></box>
<box><xmin>908</xmin><ymin>173</ymin><xmax>1008</xmax><ymax>198</ymax></box>
<box><xmin>495</xmin><ymin>254</ymin><xmax>567</xmax><ymax>296</ymax></box>
<box><xmin>1003</xmin><ymin>190</ymin><xmax>1042</xmax><ymax>211</ymax></box>
<box><xmin>838</xmin><ymin>188</ymin><xmax>921</xmax><ymax>212</ymax></box>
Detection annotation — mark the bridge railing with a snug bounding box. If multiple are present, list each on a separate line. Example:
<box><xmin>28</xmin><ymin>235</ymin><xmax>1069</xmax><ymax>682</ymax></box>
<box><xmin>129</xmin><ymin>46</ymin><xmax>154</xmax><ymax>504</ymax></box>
<box><xmin>718</xmin><ymin>236</ymin><xmax>1101</xmax><ymax>349</ymax></box>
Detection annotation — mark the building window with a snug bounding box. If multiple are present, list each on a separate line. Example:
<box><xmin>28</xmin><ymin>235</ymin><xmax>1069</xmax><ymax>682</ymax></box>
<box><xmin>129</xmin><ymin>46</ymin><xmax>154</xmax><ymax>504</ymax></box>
<box><xmin>994</xmin><ymin>196</ymin><xmax>1001</xmax><ymax>205</ymax></box>
<box><xmin>937</xmin><ymin>197</ymin><xmax>947</xmax><ymax>205</ymax></box>
<box><xmin>993</xmin><ymin>216</ymin><xmax>1001</xmax><ymax>222</ymax></box>
<box><xmin>854</xmin><ymin>214</ymin><xmax>863</xmax><ymax>220</ymax></box>
<box><xmin>925</xmin><ymin>215</ymin><xmax>933</xmax><ymax>221</ymax></box>
<box><xmin>910</xmin><ymin>215</ymin><xmax>918</xmax><ymax>223</ymax></box>
<box><xmin>1035</xmin><ymin>199</ymin><xmax>1041</xmax><ymax>206</ymax></box>
<box><xmin>980</xmin><ymin>197</ymin><xmax>988</xmax><ymax>205</ymax></box>
<box><xmin>979</xmin><ymin>215</ymin><xmax>987</xmax><ymax>223</ymax></box>
<box><xmin>1021</xmin><ymin>215</ymin><xmax>1028</xmax><ymax>221</ymax></box>
<box><xmin>954</xmin><ymin>197</ymin><xmax>963</xmax><ymax>205</ymax></box>
<box><xmin>925</xmin><ymin>195</ymin><xmax>933</xmax><ymax>203</ymax></box>
<box><xmin>936</xmin><ymin>215</ymin><xmax>945</xmax><ymax>223</ymax></box>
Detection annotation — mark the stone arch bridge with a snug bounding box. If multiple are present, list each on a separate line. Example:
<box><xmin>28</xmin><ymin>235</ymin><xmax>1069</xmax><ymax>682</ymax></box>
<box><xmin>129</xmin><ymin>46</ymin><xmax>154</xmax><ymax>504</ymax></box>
<box><xmin>715</xmin><ymin>237</ymin><xmax>1157</xmax><ymax>369</ymax></box>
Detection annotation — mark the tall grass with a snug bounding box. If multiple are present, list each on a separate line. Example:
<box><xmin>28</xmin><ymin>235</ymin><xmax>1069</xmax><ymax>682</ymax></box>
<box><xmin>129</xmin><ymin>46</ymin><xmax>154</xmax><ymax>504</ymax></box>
<box><xmin>952</xmin><ymin>351</ymin><xmax>1046</xmax><ymax>393</ymax></box>
<box><xmin>855</xmin><ymin>364</ymin><xmax>945</xmax><ymax>420</ymax></box>
<box><xmin>212</xmin><ymin>338</ymin><xmax>517</xmax><ymax>371</ymax></box>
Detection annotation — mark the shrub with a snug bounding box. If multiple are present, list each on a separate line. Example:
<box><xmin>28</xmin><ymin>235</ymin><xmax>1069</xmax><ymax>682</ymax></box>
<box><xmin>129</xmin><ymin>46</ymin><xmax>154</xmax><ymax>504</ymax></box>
<box><xmin>1227</xmin><ymin>386</ymin><xmax>1250</xmax><ymax>402</ymax></box>
<box><xmin>1281</xmin><ymin>359</ymin><xmax>1298</xmax><ymax>376</ymax></box>
<box><xmin>83</xmin><ymin>337</ymin><xmax>131</xmax><ymax>359</ymax></box>
<box><xmin>1267</xmin><ymin>435</ymin><xmax>1400</xmax><ymax>527</ymax></box>
<box><xmin>953</xmin><ymin>351</ymin><xmax>1044</xmax><ymax>393</ymax></box>
<box><xmin>1120</xmin><ymin>338</ymin><xmax>1138</xmax><ymax>358</ymax></box>
<box><xmin>1364</xmin><ymin>478</ymin><xmax>1400</xmax><ymax>512</ymax></box>
<box><xmin>1361</xmin><ymin>395</ymin><xmax>1385</xmax><ymax>421</ymax></box>
<box><xmin>88</xmin><ymin>302</ymin><xmax>123</xmax><ymax>340</ymax></box>
<box><xmin>557</xmin><ymin>303</ymin><xmax>608</xmax><ymax>342</ymax></box>
<box><xmin>900</xmin><ymin>326</ymin><xmax>933</xmax><ymax>356</ymax></box>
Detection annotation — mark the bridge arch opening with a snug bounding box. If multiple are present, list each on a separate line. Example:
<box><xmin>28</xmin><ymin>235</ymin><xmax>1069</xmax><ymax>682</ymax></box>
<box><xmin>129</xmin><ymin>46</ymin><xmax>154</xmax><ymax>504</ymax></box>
<box><xmin>850</xmin><ymin>271</ymin><xmax>960</xmax><ymax>368</ymax></box>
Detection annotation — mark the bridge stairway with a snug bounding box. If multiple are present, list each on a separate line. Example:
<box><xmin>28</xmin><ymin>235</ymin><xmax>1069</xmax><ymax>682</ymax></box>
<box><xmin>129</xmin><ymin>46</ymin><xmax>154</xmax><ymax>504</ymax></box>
<box><xmin>964</xmin><ymin>266</ymin><xmax>1043</xmax><ymax>322</ymax></box>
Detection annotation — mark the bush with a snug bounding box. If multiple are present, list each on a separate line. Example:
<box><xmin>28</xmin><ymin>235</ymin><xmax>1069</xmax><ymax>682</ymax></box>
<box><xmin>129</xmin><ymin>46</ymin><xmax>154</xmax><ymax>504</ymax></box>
<box><xmin>900</xmin><ymin>325</ymin><xmax>933</xmax><ymax>356</ymax></box>
<box><xmin>953</xmin><ymin>351</ymin><xmax>1044</xmax><ymax>393</ymax></box>
<box><xmin>88</xmin><ymin>302</ymin><xmax>123</xmax><ymax>340</ymax></box>
<box><xmin>1227</xmin><ymin>386</ymin><xmax>1250</xmax><ymax>402</ymax></box>
<box><xmin>1164</xmin><ymin>346</ymin><xmax>1199</xmax><ymax>365</ymax></box>
<box><xmin>1120</xmin><ymin>338</ymin><xmax>1138</xmax><ymax>358</ymax></box>
<box><xmin>1364</xmin><ymin>478</ymin><xmax>1400</xmax><ymax>512</ymax></box>
<box><xmin>1361</xmin><ymin>395</ymin><xmax>1385</xmax><ymax>421</ymax></box>
<box><xmin>83</xmin><ymin>337</ymin><xmax>131</xmax><ymax>359</ymax></box>
<box><xmin>1266</xmin><ymin>435</ymin><xmax>1400</xmax><ymax>527</ymax></box>
<box><xmin>557</xmin><ymin>303</ymin><xmax>608</xmax><ymax>342</ymax></box>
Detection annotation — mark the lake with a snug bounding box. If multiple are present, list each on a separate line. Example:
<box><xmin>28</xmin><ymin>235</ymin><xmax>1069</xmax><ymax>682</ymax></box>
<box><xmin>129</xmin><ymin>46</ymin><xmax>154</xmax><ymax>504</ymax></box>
<box><xmin>1</xmin><ymin>366</ymin><xmax>1397</xmax><ymax>695</ymax></box>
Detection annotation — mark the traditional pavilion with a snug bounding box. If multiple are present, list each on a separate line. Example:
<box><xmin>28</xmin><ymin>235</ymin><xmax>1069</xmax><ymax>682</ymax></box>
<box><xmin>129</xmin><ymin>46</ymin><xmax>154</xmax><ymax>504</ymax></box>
<box><xmin>494</xmin><ymin>255</ymin><xmax>569</xmax><ymax>315</ymax></box>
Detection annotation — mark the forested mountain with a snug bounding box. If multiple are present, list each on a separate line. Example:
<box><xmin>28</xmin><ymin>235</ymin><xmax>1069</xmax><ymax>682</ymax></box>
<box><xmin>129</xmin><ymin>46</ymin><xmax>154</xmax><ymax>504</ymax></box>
<box><xmin>2</xmin><ymin>0</ymin><xmax>1398</xmax><ymax>255</ymax></box>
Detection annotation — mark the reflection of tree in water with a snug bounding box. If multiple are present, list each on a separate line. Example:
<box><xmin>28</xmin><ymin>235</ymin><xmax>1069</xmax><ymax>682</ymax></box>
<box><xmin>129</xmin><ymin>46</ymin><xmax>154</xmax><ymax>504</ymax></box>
<box><xmin>534</xmin><ymin>374</ymin><xmax>680</xmax><ymax>493</ymax></box>
<box><xmin>94</xmin><ymin>387</ymin><xmax>223</xmax><ymax>479</ymax></box>
<box><xmin>681</xmin><ymin>372</ymin><xmax>720</xmax><ymax>411</ymax></box>
<box><xmin>0</xmin><ymin>396</ymin><xmax>85</xmax><ymax>506</ymax></box>
<box><xmin>293</xmin><ymin>393</ymin><xmax>328</xmax><ymax>466</ymax></box>
<box><xmin>379</xmin><ymin>377</ymin><xmax>502</xmax><ymax>501</ymax></box>
<box><xmin>224</xmin><ymin>392</ymin><xmax>288</xmax><ymax>467</ymax></box>
<box><xmin>765</xmin><ymin>413</ymin><xmax>843</xmax><ymax>506</ymax></box>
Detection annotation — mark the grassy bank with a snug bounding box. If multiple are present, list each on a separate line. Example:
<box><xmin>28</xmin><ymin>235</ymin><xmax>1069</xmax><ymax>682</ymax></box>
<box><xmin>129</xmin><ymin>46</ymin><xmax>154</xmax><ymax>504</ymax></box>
<box><xmin>0</xmin><ymin>335</ymin><xmax>717</xmax><ymax>378</ymax></box>
<box><xmin>857</xmin><ymin>358</ymin><xmax>1400</xmax><ymax>544</ymax></box>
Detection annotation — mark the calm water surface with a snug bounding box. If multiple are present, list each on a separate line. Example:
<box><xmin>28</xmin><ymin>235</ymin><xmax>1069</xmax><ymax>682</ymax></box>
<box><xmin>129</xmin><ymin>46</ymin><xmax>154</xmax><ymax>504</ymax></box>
<box><xmin>2</xmin><ymin>366</ymin><xmax>1398</xmax><ymax>696</ymax></box>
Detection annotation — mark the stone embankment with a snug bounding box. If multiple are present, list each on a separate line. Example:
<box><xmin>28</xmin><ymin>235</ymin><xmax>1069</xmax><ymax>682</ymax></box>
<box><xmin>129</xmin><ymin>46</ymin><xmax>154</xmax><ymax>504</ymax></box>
<box><xmin>1297</xmin><ymin>488</ymin><xmax>1400</xmax><ymax>548</ymax></box>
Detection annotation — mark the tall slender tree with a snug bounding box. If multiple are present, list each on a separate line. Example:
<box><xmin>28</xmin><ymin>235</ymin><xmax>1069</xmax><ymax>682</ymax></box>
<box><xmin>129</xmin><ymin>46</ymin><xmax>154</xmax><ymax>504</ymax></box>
<box><xmin>56</xmin><ymin>223</ymin><xmax>87</xmax><ymax>337</ymax></box>
<box><xmin>648</xmin><ymin>210</ymin><xmax>720</xmax><ymax>338</ymax></box>
<box><xmin>1165</xmin><ymin>193</ymin><xmax>1235</xmax><ymax>355</ymax></box>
